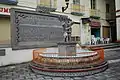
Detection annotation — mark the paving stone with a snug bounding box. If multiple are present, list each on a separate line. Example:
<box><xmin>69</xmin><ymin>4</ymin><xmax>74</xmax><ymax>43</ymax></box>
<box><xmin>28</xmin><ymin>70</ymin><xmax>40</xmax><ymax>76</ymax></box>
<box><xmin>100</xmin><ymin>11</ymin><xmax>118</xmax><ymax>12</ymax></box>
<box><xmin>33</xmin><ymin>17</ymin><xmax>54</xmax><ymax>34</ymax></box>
<box><xmin>43</xmin><ymin>76</ymin><xmax>53</xmax><ymax>79</ymax></box>
<box><xmin>52</xmin><ymin>77</ymin><xmax>65</xmax><ymax>80</ymax></box>
<box><xmin>27</xmin><ymin>75</ymin><xmax>37</xmax><ymax>79</ymax></box>
<box><xmin>95</xmin><ymin>76</ymin><xmax>107</xmax><ymax>80</ymax></box>
<box><xmin>13</xmin><ymin>79</ymin><xmax>19</xmax><ymax>80</ymax></box>
<box><xmin>5</xmin><ymin>79</ymin><xmax>13</xmax><ymax>80</ymax></box>
<box><xmin>30</xmin><ymin>73</ymin><xmax>36</xmax><ymax>76</ymax></box>
<box><xmin>19</xmin><ymin>74</ymin><xmax>25</xmax><ymax>78</ymax></box>
<box><xmin>19</xmin><ymin>77</ymin><xmax>25</xmax><ymax>80</ymax></box>
<box><xmin>85</xmin><ymin>76</ymin><xmax>96</xmax><ymax>79</ymax></box>
<box><xmin>63</xmin><ymin>77</ymin><xmax>74</xmax><ymax>80</ymax></box>
<box><xmin>0</xmin><ymin>78</ymin><xmax>6</xmax><ymax>80</ymax></box>
<box><xmin>73</xmin><ymin>77</ymin><xmax>83</xmax><ymax>80</ymax></box>
<box><xmin>24</xmin><ymin>79</ymin><xmax>32</xmax><ymax>80</ymax></box>
<box><xmin>106</xmin><ymin>78</ymin><xmax>119</xmax><ymax>80</ymax></box>
<box><xmin>35</xmin><ymin>77</ymin><xmax>44</xmax><ymax>80</ymax></box>
<box><xmin>25</xmin><ymin>76</ymin><xmax>31</xmax><ymax>79</ymax></box>
<box><xmin>36</xmin><ymin>75</ymin><xmax>44</xmax><ymax>78</ymax></box>
<box><xmin>11</xmin><ymin>75</ymin><xmax>19</xmax><ymax>79</ymax></box>
<box><xmin>63</xmin><ymin>78</ymin><xmax>74</xmax><ymax>80</ymax></box>
<box><xmin>24</xmin><ymin>73</ymin><xmax>30</xmax><ymax>77</ymax></box>
<box><xmin>2</xmin><ymin>75</ymin><xmax>12</xmax><ymax>79</ymax></box>
<box><xmin>85</xmin><ymin>78</ymin><xmax>97</xmax><ymax>80</ymax></box>
<box><xmin>45</xmin><ymin>78</ymin><xmax>53</xmax><ymax>80</ymax></box>
<box><xmin>104</xmin><ymin>74</ymin><xmax>112</xmax><ymax>78</ymax></box>
<box><xmin>43</xmin><ymin>76</ymin><xmax>52</xmax><ymax>78</ymax></box>
<box><xmin>33</xmin><ymin>78</ymin><xmax>45</xmax><ymax>80</ymax></box>
<box><xmin>115</xmin><ymin>72</ymin><xmax>120</xmax><ymax>76</ymax></box>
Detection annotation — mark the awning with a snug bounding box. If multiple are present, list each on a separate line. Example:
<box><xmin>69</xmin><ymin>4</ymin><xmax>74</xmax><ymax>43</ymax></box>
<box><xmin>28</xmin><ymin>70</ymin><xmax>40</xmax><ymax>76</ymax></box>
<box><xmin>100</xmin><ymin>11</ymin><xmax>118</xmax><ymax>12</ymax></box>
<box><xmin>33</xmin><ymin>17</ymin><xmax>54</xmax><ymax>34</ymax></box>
<box><xmin>100</xmin><ymin>20</ymin><xmax>110</xmax><ymax>27</ymax></box>
<box><xmin>89</xmin><ymin>19</ymin><xmax>101</xmax><ymax>27</ymax></box>
<box><xmin>0</xmin><ymin>0</ymin><xmax>18</xmax><ymax>5</ymax></box>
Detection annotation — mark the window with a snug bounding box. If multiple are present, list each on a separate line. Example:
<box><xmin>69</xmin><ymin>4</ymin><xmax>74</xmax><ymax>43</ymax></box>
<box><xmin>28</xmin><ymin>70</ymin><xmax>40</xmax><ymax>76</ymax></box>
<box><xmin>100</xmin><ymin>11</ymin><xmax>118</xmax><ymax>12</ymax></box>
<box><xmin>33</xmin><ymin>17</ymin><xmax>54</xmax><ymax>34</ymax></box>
<box><xmin>91</xmin><ymin>0</ymin><xmax>96</xmax><ymax>9</ymax></box>
<box><xmin>73</xmin><ymin>0</ymin><xmax>80</xmax><ymax>4</ymax></box>
<box><xmin>106</xmin><ymin>4</ymin><xmax>110</xmax><ymax>13</ymax></box>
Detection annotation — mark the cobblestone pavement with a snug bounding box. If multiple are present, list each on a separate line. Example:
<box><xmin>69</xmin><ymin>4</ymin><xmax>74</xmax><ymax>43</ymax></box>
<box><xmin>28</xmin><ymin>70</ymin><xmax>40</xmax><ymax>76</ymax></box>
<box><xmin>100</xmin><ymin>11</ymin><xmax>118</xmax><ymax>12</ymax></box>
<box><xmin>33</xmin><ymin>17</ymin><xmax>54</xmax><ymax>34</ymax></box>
<box><xmin>0</xmin><ymin>49</ymin><xmax>120</xmax><ymax>80</ymax></box>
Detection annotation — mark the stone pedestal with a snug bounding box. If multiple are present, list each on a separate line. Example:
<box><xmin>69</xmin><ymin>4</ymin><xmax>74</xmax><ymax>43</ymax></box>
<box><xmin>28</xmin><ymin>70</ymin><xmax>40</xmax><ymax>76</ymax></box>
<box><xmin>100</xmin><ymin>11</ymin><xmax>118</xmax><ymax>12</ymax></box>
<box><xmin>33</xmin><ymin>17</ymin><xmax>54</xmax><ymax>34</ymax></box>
<box><xmin>57</xmin><ymin>42</ymin><xmax>76</xmax><ymax>56</ymax></box>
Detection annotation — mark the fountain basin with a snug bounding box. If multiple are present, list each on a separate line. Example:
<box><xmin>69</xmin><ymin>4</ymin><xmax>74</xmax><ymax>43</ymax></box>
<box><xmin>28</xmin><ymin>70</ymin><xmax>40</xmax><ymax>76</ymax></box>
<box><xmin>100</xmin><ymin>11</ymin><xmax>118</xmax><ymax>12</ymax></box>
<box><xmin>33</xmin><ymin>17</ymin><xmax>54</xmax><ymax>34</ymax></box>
<box><xmin>30</xmin><ymin>47</ymin><xmax>108</xmax><ymax>76</ymax></box>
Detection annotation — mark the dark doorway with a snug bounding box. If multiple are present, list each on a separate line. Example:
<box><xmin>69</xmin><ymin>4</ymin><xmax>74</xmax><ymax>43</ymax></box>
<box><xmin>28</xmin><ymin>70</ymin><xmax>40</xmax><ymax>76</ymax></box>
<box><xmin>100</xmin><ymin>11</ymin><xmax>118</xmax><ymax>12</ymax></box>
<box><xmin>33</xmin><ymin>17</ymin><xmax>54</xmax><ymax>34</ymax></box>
<box><xmin>91</xmin><ymin>28</ymin><xmax>100</xmax><ymax>37</ymax></box>
<box><xmin>110</xmin><ymin>21</ymin><xmax>117</xmax><ymax>42</ymax></box>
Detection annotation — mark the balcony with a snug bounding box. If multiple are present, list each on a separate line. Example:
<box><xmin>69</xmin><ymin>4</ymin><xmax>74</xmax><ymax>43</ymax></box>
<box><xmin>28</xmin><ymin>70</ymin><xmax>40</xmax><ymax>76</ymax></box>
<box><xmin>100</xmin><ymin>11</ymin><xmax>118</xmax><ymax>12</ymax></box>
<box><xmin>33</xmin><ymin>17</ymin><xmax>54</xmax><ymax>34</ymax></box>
<box><xmin>106</xmin><ymin>12</ymin><xmax>116</xmax><ymax>20</ymax></box>
<box><xmin>106</xmin><ymin>13</ymin><xmax>111</xmax><ymax>20</ymax></box>
<box><xmin>36</xmin><ymin>0</ymin><xmax>57</xmax><ymax>12</ymax></box>
<box><xmin>90</xmin><ymin>9</ymin><xmax>100</xmax><ymax>19</ymax></box>
<box><xmin>71</xmin><ymin>4</ymin><xmax>85</xmax><ymax>16</ymax></box>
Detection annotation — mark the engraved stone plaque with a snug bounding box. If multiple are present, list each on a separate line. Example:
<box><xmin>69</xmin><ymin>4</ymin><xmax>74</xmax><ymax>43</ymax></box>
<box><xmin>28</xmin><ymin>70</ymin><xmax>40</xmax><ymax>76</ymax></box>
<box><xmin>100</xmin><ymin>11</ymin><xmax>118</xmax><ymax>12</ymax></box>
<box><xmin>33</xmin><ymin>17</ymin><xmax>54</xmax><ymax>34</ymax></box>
<box><xmin>10</xmin><ymin>8</ymin><xmax>64</xmax><ymax>50</ymax></box>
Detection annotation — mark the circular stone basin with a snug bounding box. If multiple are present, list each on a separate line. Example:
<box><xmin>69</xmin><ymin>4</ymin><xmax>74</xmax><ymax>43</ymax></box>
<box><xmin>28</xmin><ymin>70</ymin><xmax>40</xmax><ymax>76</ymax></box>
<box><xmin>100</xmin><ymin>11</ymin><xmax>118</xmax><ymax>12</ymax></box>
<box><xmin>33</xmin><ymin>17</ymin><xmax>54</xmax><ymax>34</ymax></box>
<box><xmin>30</xmin><ymin>47</ymin><xmax>108</xmax><ymax>77</ymax></box>
<box><xmin>39</xmin><ymin>52</ymin><xmax>97</xmax><ymax>58</ymax></box>
<box><xmin>39</xmin><ymin>48</ymin><xmax>97</xmax><ymax>58</ymax></box>
<box><xmin>42</xmin><ymin>47</ymin><xmax>95</xmax><ymax>53</ymax></box>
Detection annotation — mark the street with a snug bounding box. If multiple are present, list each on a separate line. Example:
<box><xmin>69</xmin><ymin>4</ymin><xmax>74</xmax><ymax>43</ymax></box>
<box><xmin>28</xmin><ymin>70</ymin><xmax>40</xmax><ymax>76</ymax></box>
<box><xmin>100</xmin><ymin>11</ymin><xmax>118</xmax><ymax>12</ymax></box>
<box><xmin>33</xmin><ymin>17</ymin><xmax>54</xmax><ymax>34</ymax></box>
<box><xmin>0</xmin><ymin>48</ymin><xmax>120</xmax><ymax>80</ymax></box>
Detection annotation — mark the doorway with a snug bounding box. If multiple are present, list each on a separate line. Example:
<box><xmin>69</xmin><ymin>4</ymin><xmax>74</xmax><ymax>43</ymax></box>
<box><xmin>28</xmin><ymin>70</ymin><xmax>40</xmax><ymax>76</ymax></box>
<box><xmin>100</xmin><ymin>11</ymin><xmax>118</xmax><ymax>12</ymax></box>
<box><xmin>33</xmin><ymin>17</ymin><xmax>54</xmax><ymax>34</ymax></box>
<box><xmin>103</xmin><ymin>27</ymin><xmax>110</xmax><ymax>38</ymax></box>
<box><xmin>91</xmin><ymin>28</ymin><xmax>100</xmax><ymax>37</ymax></box>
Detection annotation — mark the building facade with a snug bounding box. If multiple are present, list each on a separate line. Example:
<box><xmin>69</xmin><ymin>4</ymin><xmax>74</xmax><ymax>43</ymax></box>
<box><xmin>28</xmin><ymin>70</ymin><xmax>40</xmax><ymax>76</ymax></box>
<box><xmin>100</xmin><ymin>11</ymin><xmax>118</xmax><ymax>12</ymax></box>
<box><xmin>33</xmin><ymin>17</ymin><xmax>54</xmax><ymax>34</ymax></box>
<box><xmin>0</xmin><ymin>0</ymin><xmax>117</xmax><ymax>66</ymax></box>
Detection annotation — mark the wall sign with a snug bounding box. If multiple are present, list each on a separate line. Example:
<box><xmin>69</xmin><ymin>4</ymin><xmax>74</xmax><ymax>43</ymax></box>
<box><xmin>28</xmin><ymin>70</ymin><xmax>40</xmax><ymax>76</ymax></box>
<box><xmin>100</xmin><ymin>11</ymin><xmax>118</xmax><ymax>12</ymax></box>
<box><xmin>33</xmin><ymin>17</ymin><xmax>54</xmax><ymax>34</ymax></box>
<box><xmin>90</xmin><ymin>20</ymin><xmax>101</xmax><ymax>27</ymax></box>
<box><xmin>0</xmin><ymin>8</ymin><xmax>9</xmax><ymax>13</ymax></box>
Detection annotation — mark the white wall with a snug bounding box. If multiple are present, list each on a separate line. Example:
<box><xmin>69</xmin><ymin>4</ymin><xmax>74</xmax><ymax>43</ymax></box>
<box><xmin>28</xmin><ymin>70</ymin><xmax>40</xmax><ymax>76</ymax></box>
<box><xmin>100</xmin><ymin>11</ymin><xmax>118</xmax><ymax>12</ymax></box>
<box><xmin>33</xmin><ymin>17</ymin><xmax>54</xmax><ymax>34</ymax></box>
<box><xmin>115</xmin><ymin>0</ymin><xmax>120</xmax><ymax>16</ymax></box>
<box><xmin>115</xmin><ymin>0</ymin><xmax>120</xmax><ymax>40</ymax></box>
<box><xmin>81</xmin><ymin>24</ymin><xmax>91</xmax><ymax>45</ymax></box>
<box><xmin>0</xmin><ymin>48</ymin><xmax>33</xmax><ymax>66</ymax></box>
<box><xmin>71</xmin><ymin>24</ymin><xmax>80</xmax><ymax>36</ymax></box>
<box><xmin>96</xmin><ymin>0</ymin><xmax>106</xmax><ymax>19</ymax></box>
<box><xmin>115</xmin><ymin>0</ymin><xmax>120</xmax><ymax>10</ymax></box>
<box><xmin>56</xmin><ymin>0</ymin><xmax>65</xmax><ymax>12</ymax></box>
<box><xmin>80</xmin><ymin>0</ymin><xmax>91</xmax><ymax>17</ymax></box>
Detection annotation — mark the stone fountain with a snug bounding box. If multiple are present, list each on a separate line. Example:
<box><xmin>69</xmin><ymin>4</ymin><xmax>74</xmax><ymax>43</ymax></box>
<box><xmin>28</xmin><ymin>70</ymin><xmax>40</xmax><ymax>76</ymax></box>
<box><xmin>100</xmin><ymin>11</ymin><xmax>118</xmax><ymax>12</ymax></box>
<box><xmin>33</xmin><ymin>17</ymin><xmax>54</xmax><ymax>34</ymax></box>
<box><xmin>10</xmin><ymin>8</ymin><xmax>108</xmax><ymax>77</ymax></box>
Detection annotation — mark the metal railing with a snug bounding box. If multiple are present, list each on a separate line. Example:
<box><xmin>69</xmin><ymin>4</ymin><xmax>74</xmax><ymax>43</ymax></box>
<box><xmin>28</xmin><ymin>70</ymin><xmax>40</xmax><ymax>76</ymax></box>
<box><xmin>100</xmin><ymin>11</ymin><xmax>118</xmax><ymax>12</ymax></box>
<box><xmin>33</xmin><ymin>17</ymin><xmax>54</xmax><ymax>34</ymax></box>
<box><xmin>71</xmin><ymin>4</ymin><xmax>85</xmax><ymax>12</ymax></box>
<box><xmin>106</xmin><ymin>12</ymin><xmax>116</xmax><ymax>20</ymax></box>
<box><xmin>90</xmin><ymin>9</ymin><xmax>100</xmax><ymax>17</ymax></box>
<box><xmin>37</xmin><ymin>0</ymin><xmax>57</xmax><ymax>8</ymax></box>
